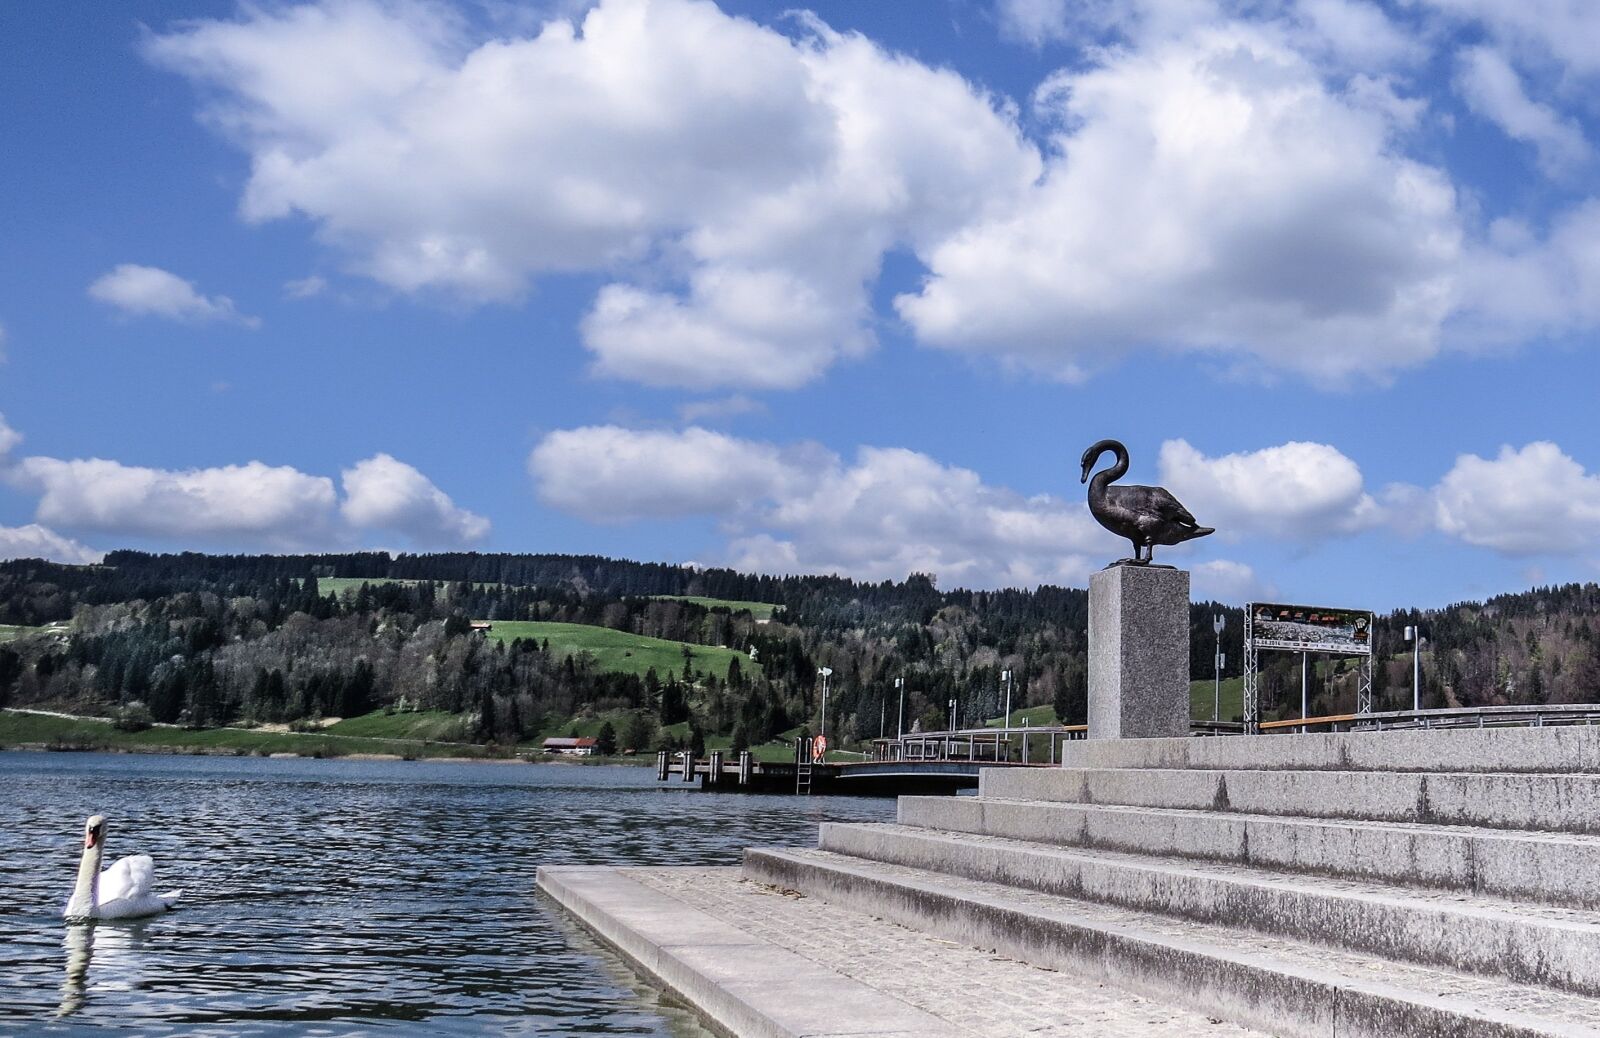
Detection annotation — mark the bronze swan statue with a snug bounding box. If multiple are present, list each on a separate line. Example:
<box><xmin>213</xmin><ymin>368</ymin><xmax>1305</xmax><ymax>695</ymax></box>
<box><xmin>1080</xmin><ymin>439</ymin><xmax>1214</xmax><ymax>565</ymax></box>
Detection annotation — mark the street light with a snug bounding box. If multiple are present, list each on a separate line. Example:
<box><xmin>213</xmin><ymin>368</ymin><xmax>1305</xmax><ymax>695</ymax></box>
<box><xmin>1212</xmin><ymin>615</ymin><xmax>1226</xmax><ymax>722</ymax></box>
<box><xmin>948</xmin><ymin>697</ymin><xmax>957</xmax><ymax>733</ymax></box>
<box><xmin>1404</xmin><ymin>626</ymin><xmax>1424</xmax><ymax>712</ymax></box>
<box><xmin>1301</xmin><ymin>651</ymin><xmax>1309</xmax><ymax>729</ymax></box>
<box><xmin>1001</xmin><ymin>669</ymin><xmax>1013</xmax><ymax>733</ymax></box>
<box><xmin>895</xmin><ymin>677</ymin><xmax>905</xmax><ymax>739</ymax></box>
<box><xmin>818</xmin><ymin>667</ymin><xmax>833</xmax><ymax>744</ymax></box>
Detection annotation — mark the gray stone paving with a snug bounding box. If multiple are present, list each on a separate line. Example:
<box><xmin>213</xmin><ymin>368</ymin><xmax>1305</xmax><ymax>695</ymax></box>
<box><xmin>634</xmin><ymin>867</ymin><xmax>1267</xmax><ymax>1036</ymax></box>
<box><xmin>769</xmin><ymin>847</ymin><xmax>1600</xmax><ymax>1030</ymax></box>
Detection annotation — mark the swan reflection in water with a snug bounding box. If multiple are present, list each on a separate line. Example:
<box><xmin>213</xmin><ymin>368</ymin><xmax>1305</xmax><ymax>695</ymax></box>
<box><xmin>58</xmin><ymin>921</ymin><xmax>148</xmax><ymax>1018</ymax></box>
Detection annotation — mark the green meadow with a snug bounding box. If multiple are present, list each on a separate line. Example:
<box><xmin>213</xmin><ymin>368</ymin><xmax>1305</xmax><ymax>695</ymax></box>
<box><xmin>0</xmin><ymin>622</ymin><xmax>67</xmax><ymax>643</ymax></box>
<box><xmin>315</xmin><ymin>577</ymin><xmax>503</xmax><ymax>596</ymax></box>
<box><xmin>0</xmin><ymin>709</ymin><xmax>510</xmax><ymax>759</ymax></box>
<box><xmin>481</xmin><ymin>620</ymin><xmax>760</xmax><ymax>680</ymax></box>
<box><xmin>652</xmin><ymin>595</ymin><xmax>780</xmax><ymax>621</ymax></box>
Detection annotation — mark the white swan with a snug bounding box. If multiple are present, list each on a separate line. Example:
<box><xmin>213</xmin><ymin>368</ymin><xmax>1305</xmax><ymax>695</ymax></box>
<box><xmin>63</xmin><ymin>816</ymin><xmax>181</xmax><ymax>921</ymax></box>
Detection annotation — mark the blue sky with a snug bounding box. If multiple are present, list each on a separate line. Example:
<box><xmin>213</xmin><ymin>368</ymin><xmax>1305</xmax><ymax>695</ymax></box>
<box><xmin>3</xmin><ymin>0</ymin><xmax>1600</xmax><ymax>609</ymax></box>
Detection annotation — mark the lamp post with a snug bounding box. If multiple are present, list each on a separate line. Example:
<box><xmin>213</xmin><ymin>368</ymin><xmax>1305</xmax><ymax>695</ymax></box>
<box><xmin>818</xmin><ymin>667</ymin><xmax>833</xmax><ymax>744</ymax></box>
<box><xmin>1212</xmin><ymin>615</ymin><xmax>1226</xmax><ymax>722</ymax></box>
<box><xmin>948</xmin><ymin>697</ymin><xmax>957</xmax><ymax>732</ymax></box>
<box><xmin>1404</xmin><ymin>626</ymin><xmax>1423</xmax><ymax>712</ymax></box>
<box><xmin>895</xmin><ymin>677</ymin><xmax>905</xmax><ymax>739</ymax></box>
<box><xmin>1301</xmin><ymin>651</ymin><xmax>1309</xmax><ymax>730</ymax></box>
<box><xmin>1001</xmin><ymin>669</ymin><xmax>1013</xmax><ymax>731</ymax></box>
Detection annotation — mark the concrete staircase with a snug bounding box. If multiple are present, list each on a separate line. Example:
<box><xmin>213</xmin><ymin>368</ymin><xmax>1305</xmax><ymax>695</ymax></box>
<box><xmin>744</xmin><ymin>726</ymin><xmax>1600</xmax><ymax>1037</ymax></box>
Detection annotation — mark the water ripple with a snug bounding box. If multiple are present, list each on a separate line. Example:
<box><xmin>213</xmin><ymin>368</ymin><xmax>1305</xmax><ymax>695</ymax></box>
<box><xmin>0</xmin><ymin>752</ymin><xmax>894</xmax><ymax>1034</ymax></box>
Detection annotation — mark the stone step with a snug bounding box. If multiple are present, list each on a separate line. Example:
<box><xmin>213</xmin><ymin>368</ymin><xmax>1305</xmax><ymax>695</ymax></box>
<box><xmin>1054</xmin><ymin>726</ymin><xmax>1600</xmax><ymax>774</ymax></box>
<box><xmin>980</xmin><ymin>766</ymin><xmax>1600</xmax><ymax>833</ymax></box>
<box><xmin>897</xmin><ymin>795</ymin><xmax>1600</xmax><ymax>907</ymax></box>
<box><xmin>745</xmin><ymin>846</ymin><xmax>1600</xmax><ymax>1038</ymax></box>
<box><xmin>541</xmin><ymin>864</ymin><xmax>1273</xmax><ymax>1037</ymax></box>
<box><xmin>813</xmin><ymin>822</ymin><xmax>1600</xmax><ymax>997</ymax></box>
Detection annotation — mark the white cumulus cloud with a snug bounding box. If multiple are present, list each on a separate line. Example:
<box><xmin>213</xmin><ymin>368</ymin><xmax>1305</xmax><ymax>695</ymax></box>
<box><xmin>1419</xmin><ymin>0</ymin><xmax>1600</xmax><ymax>79</ymax></box>
<box><xmin>11</xmin><ymin>457</ymin><xmax>338</xmax><ymax>546</ymax></box>
<box><xmin>147</xmin><ymin>0</ymin><xmax>1037</xmax><ymax>390</ymax></box>
<box><xmin>0</xmin><ymin>413</ymin><xmax>22</xmax><ymax>458</ymax></box>
<box><xmin>341</xmin><ymin>453</ymin><xmax>489</xmax><ymax>547</ymax></box>
<box><xmin>1191</xmin><ymin>558</ymin><xmax>1272</xmax><ymax>602</ymax></box>
<box><xmin>529</xmin><ymin>425</ymin><xmax>808</xmax><ymax>522</ymax></box>
<box><xmin>1157</xmin><ymin>439</ymin><xmax>1382</xmax><ymax>540</ymax></box>
<box><xmin>88</xmin><ymin>264</ymin><xmax>260</xmax><ymax>327</ymax></box>
<box><xmin>734</xmin><ymin>444</ymin><xmax>1114</xmax><ymax>587</ymax></box>
<box><xmin>283</xmin><ymin>275</ymin><xmax>328</xmax><ymax>299</ymax></box>
<box><xmin>897</xmin><ymin>21</ymin><xmax>1461</xmax><ymax>384</ymax></box>
<box><xmin>1455</xmin><ymin>46</ymin><xmax>1589</xmax><ymax>177</ymax></box>
<box><xmin>676</xmin><ymin>394</ymin><xmax>765</xmax><ymax>425</ymax></box>
<box><xmin>0</xmin><ymin>432</ymin><xmax>483</xmax><ymax>551</ymax></box>
<box><xmin>1453</xmin><ymin>201</ymin><xmax>1600</xmax><ymax>349</ymax></box>
<box><xmin>0</xmin><ymin>524</ymin><xmax>104</xmax><ymax>565</ymax></box>
<box><xmin>1432</xmin><ymin>442</ymin><xmax>1600</xmax><ymax>555</ymax></box>
<box><xmin>144</xmin><ymin>0</ymin><xmax>1600</xmax><ymax>391</ymax></box>
<box><xmin>530</xmin><ymin>425</ymin><xmax>1119</xmax><ymax>586</ymax></box>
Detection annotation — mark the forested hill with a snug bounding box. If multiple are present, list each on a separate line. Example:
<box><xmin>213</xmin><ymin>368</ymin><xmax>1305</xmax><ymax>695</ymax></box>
<box><xmin>1</xmin><ymin>551</ymin><xmax>1597</xmax><ymax>751</ymax></box>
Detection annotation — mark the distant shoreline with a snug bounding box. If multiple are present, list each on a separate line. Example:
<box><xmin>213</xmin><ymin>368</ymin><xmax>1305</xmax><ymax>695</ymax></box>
<box><xmin>0</xmin><ymin>741</ymin><xmax>657</xmax><ymax>766</ymax></box>
<box><xmin>0</xmin><ymin>710</ymin><xmax>655</xmax><ymax>766</ymax></box>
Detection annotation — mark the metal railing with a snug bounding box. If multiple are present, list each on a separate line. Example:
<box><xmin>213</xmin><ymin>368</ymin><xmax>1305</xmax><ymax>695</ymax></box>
<box><xmin>1258</xmin><ymin>703</ymin><xmax>1600</xmax><ymax>734</ymax></box>
<box><xmin>869</xmin><ymin>719</ymin><xmax>1246</xmax><ymax>763</ymax></box>
<box><xmin>870</xmin><ymin>725</ymin><xmax>1086</xmax><ymax>766</ymax></box>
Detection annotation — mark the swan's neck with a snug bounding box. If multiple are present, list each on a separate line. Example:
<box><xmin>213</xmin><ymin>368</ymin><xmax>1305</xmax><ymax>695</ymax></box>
<box><xmin>67</xmin><ymin>841</ymin><xmax>102</xmax><ymax>917</ymax></box>
<box><xmin>1090</xmin><ymin>445</ymin><xmax>1129</xmax><ymax>492</ymax></box>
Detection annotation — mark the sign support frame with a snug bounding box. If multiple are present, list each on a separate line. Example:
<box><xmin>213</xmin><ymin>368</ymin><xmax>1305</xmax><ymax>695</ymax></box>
<box><xmin>1243</xmin><ymin>602</ymin><xmax>1375</xmax><ymax>734</ymax></box>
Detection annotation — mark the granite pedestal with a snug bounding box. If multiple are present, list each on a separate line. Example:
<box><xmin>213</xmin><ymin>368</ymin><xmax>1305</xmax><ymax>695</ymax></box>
<box><xmin>1088</xmin><ymin>565</ymin><xmax>1189</xmax><ymax>739</ymax></box>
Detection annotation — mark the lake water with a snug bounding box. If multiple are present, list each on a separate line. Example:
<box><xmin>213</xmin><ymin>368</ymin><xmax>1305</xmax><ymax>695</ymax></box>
<box><xmin>0</xmin><ymin>752</ymin><xmax>896</xmax><ymax>1035</ymax></box>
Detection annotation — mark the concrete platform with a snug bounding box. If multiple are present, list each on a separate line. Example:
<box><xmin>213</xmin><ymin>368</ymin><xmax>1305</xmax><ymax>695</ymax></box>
<box><xmin>1053</xmin><ymin>725</ymin><xmax>1600</xmax><ymax>774</ymax></box>
<box><xmin>746</xmin><ymin>847</ymin><xmax>1600</xmax><ymax>1038</ymax></box>
<box><xmin>543</xmin><ymin>727</ymin><xmax>1600</xmax><ymax>1036</ymax></box>
<box><xmin>982</xmin><ymin>765</ymin><xmax>1600</xmax><ymax>832</ymax></box>
<box><xmin>537</xmin><ymin>865</ymin><xmax>1269</xmax><ymax>1037</ymax></box>
<box><xmin>815</xmin><ymin>822</ymin><xmax>1600</xmax><ymax>995</ymax></box>
<box><xmin>897</xmin><ymin>794</ymin><xmax>1600</xmax><ymax>907</ymax></box>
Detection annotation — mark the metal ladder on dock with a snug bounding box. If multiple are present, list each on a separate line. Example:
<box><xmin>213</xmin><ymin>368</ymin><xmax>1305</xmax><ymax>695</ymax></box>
<box><xmin>795</xmin><ymin>737</ymin><xmax>813</xmax><ymax>795</ymax></box>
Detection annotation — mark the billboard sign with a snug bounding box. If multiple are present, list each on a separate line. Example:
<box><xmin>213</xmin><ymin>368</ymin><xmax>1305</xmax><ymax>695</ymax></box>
<box><xmin>1248</xmin><ymin>603</ymin><xmax>1372</xmax><ymax>655</ymax></box>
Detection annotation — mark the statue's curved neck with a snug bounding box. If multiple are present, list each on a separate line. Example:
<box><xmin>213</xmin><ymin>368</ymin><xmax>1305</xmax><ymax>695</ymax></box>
<box><xmin>1090</xmin><ymin>441</ymin><xmax>1128</xmax><ymax>488</ymax></box>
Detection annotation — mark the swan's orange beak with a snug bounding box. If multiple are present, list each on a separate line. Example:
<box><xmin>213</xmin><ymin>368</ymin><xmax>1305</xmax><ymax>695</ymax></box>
<box><xmin>84</xmin><ymin>831</ymin><xmax>96</xmax><ymax>849</ymax></box>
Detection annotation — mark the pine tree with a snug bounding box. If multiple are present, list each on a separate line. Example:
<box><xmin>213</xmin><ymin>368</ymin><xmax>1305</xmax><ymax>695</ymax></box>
<box><xmin>596</xmin><ymin>721</ymin><xmax>617</xmax><ymax>756</ymax></box>
<box><xmin>623</xmin><ymin>711</ymin><xmax>654</xmax><ymax>753</ymax></box>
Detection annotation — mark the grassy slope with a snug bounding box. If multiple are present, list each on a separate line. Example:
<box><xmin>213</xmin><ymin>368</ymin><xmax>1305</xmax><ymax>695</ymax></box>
<box><xmin>984</xmin><ymin>705</ymin><xmax>1067</xmax><ymax>728</ymax></box>
<box><xmin>973</xmin><ymin>683</ymin><xmax>1246</xmax><ymax>729</ymax></box>
<box><xmin>316</xmin><ymin>577</ymin><xmax>419</xmax><ymax>596</ymax></box>
<box><xmin>0</xmin><ymin>622</ymin><xmax>68</xmax><ymax>643</ymax></box>
<box><xmin>1190</xmin><ymin>677</ymin><xmax>1245</xmax><ymax>723</ymax></box>
<box><xmin>324</xmin><ymin>710</ymin><xmax>468</xmax><ymax>741</ymax></box>
<box><xmin>652</xmin><ymin>595</ymin><xmax>778</xmax><ymax>621</ymax></box>
<box><xmin>482</xmin><ymin>620</ymin><xmax>760</xmax><ymax>680</ymax></box>
<box><xmin>0</xmin><ymin>710</ymin><xmax>511</xmax><ymax>759</ymax></box>
<box><xmin>317</xmin><ymin>578</ymin><xmax>504</xmax><ymax>596</ymax></box>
